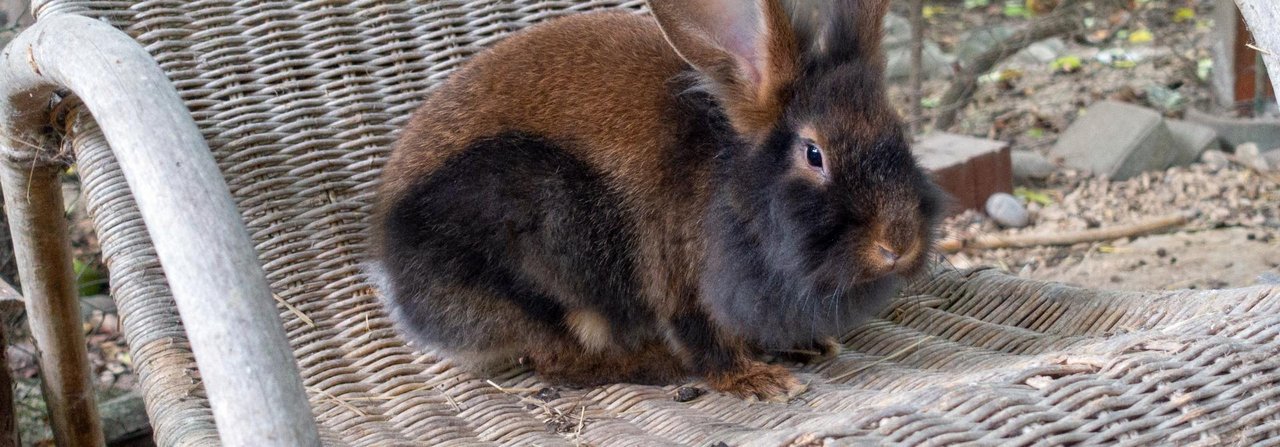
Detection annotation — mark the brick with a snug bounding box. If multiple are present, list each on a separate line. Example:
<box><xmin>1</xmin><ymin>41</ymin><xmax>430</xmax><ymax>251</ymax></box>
<box><xmin>914</xmin><ymin>132</ymin><xmax>1012</xmax><ymax>213</ymax></box>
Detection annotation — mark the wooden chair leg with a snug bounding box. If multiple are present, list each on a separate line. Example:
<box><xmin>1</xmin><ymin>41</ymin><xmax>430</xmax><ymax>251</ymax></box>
<box><xmin>0</xmin><ymin>161</ymin><xmax>104</xmax><ymax>447</ymax></box>
<box><xmin>1</xmin><ymin>315</ymin><xmax>18</xmax><ymax>447</ymax></box>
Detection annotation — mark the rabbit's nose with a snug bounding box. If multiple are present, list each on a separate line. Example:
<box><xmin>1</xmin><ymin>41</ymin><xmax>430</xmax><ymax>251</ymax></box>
<box><xmin>876</xmin><ymin>243</ymin><xmax>899</xmax><ymax>267</ymax></box>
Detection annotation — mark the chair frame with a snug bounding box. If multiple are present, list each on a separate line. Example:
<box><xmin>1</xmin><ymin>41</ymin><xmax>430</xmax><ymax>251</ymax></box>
<box><xmin>0</xmin><ymin>14</ymin><xmax>320</xmax><ymax>446</ymax></box>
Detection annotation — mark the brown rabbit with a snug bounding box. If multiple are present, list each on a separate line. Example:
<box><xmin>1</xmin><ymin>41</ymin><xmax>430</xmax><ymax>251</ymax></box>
<box><xmin>370</xmin><ymin>0</ymin><xmax>945</xmax><ymax>400</ymax></box>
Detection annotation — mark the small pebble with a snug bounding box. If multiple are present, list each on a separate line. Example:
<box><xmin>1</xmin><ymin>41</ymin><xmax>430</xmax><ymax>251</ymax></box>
<box><xmin>1200</xmin><ymin>150</ymin><xmax>1229</xmax><ymax>171</ymax></box>
<box><xmin>1011</xmin><ymin>151</ymin><xmax>1058</xmax><ymax>181</ymax></box>
<box><xmin>674</xmin><ymin>386</ymin><xmax>706</xmax><ymax>403</ymax></box>
<box><xmin>1235</xmin><ymin>143</ymin><xmax>1271</xmax><ymax>171</ymax></box>
<box><xmin>1156</xmin><ymin>248</ymin><xmax>1167</xmax><ymax>257</ymax></box>
<box><xmin>985</xmin><ymin>193</ymin><xmax>1031</xmax><ymax>228</ymax></box>
<box><xmin>535</xmin><ymin>387</ymin><xmax>561</xmax><ymax>402</ymax></box>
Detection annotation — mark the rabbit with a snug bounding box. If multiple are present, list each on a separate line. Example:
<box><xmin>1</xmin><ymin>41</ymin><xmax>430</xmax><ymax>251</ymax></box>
<box><xmin>369</xmin><ymin>0</ymin><xmax>946</xmax><ymax>401</ymax></box>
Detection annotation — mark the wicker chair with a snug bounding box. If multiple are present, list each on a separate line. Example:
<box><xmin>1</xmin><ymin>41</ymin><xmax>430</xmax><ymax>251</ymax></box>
<box><xmin>1</xmin><ymin>1</ymin><xmax>1277</xmax><ymax>445</ymax></box>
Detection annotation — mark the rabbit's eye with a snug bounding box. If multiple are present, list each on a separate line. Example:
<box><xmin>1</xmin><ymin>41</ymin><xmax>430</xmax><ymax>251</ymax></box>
<box><xmin>805</xmin><ymin>142</ymin><xmax>824</xmax><ymax>168</ymax></box>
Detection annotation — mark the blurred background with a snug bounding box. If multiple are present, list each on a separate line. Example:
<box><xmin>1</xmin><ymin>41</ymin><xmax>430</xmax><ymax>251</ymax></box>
<box><xmin>1</xmin><ymin>0</ymin><xmax>1278</xmax><ymax>445</ymax></box>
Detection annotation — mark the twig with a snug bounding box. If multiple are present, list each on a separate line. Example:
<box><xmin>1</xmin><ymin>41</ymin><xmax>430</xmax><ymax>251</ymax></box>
<box><xmin>484</xmin><ymin>380</ymin><xmax>548</xmax><ymax>407</ymax></box>
<box><xmin>941</xmin><ymin>212</ymin><xmax>1194</xmax><ymax>252</ymax></box>
<box><xmin>574</xmin><ymin>405</ymin><xmax>586</xmax><ymax>440</ymax></box>
<box><xmin>436</xmin><ymin>385</ymin><xmax>462</xmax><ymax>412</ymax></box>
<box><xmin>272</xmin><ymin>293</ymin><xmax>316</xmax><ymax>329</ymax></box>
<box><xmin>309</xmin><ymin>387</ymin><xmax>367</xmax><ymax>417</ymax></box>
<box><xmin>831</xmin><ymin>336</ymin><xmax>933</xmax><ymax>381</ymax></box>
<box><xmin>1246</xmin><ymin>42</ymin><xmax>1275</xmax><ymax>57</ymax></box>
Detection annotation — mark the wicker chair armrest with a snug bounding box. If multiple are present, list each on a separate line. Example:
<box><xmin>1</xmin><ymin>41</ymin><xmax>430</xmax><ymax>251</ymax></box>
<box><xmin>0</xmin><ymin>14</ymin><xmax>320</xmax><ymax>447</ymax></box>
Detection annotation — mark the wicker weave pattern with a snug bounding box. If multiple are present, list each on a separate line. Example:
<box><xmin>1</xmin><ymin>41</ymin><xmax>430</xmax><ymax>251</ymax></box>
<box><xmin>37</xmin><ymin>0</ymin><xmax>1280</xmax><ymax>445</ymax></box>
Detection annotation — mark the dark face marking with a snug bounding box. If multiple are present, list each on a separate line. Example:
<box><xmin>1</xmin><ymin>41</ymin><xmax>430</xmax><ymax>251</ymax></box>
<box><xmin>699</xmin><ymin>53</ymin><xmax>945</xmax><ymax>349</ymax></box>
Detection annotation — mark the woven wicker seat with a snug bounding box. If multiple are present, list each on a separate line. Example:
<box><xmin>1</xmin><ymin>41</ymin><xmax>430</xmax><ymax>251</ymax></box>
<box><xmin>1</xmin><ymin>1</ymin><xmax>1278</xmax><ymax>445</ymax></box>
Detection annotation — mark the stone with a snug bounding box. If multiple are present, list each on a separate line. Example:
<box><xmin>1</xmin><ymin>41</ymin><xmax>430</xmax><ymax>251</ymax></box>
<box><xmin>914</xmin><ymin>133</ymin><xmax>1012</xmax><ymax>213</ymax></box>
<box><xmin>957</xmin><ymin>25</ymin><xmax>1015</xmax><ymax>62</ymax></box>
<box><xmin>674</xmin><ymin>386</ymin><xmax>706</xmax><ymax>403</ymax></box>
<box><xmin>1011</xmin><ymin>151</ymin><xmax>1058</xmax><ymax>182</ymax></box>
<box><xmin>1143</xmin><ymin>83</ymin><xmax>1188</xmax><ymax>113</ymax></box>
<box><xmin>1051</xmin><ymin>101</ymin><xmax>1180</xmax><ymax>180</ymax></box>
<box><xmin>1235</xmin><ymin>143</ymin><xmax>1271</xmax><ymax>171</ymax></box>
<box><xmin>1201</xmin><ymin>150</ymin><xmax>1230</xmax><ymax>171</ymax></box>
<box><xmin>883</xmin><ymin>13</ymin><xmax>913</xmax><ymax>48</ymax></box>
<box><xmin>985</xmin><ymin>193</ymin><xmax>1030</xmax><ymax>228</ymax></box>
<box><xmin>1185</xmin><ymin>108</ymin><xmax>1280</xmax><ymax>150</ymax></box>
<box><xmin>1166</xmin><ymin>119</ymin><xmax>1220</xmax><ymax>166</ymax></box>
<box><xmin>1013</xmin><ymin>38</ymin><xmax>1067</xmax><ymax>65</ymax></box>
<box><xmin>885</xmin><ymin>41</ymin><xmax>954</xmax><ymax>80</ymax></box>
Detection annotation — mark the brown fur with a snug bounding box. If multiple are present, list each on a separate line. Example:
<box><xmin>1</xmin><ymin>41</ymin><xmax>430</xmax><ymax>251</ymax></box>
<box><xmin>525</xmin><ymin>335</ymin><xmax>687</xmax><ymax>387</ymax></box>
<box><xmin>378</xmin><ymin>13</ymin><xmax>711</xmax><ymax>326</ymax></box>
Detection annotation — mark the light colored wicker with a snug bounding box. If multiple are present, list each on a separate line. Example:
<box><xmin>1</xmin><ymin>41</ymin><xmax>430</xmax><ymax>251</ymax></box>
<box><xmin>24</xmin><ymin>0</ymin><xmax>1280</xmax><ymax>445</ymax></box>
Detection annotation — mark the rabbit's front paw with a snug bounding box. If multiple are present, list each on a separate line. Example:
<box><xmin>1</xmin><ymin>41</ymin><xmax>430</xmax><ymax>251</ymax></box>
<box><xmin>706</xmin><ymin>361</ymin><xmax>806</xmax><ymax>403</ymax></box>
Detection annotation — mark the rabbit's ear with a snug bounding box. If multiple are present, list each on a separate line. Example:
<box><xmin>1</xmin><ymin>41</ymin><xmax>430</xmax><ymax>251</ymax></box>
<box><xmin>818</xmin><ymin>0</ymin><xmax>891</xmax><ymax>68</ymax></box>
<box><xmin>782</xmin><ymin>1</ymin><xmax>833</xmax><ymax>57</ymax></box>
<box><xmin>648</xmin><ymin>0</ymin><xmax>799</xmax><ymax>137</ymax></box>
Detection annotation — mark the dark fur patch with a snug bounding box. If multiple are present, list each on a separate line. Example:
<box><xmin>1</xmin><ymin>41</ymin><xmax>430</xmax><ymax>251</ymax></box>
<box><xmin>379</xmin><ymin>133</ymin><xmax>657</xmax><ymax>353</ymax></box>
<box><xmin>697</xmin><ymin>59</ymin><xmax>946</xmax><ymax>350</ymax></box>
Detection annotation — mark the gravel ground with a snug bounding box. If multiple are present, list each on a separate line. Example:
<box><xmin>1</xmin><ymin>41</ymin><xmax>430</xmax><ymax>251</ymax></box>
<box><xmin>942</xmin><ymin>163</ymin><xmax>1280</xmax><ymax>290</ymax></box>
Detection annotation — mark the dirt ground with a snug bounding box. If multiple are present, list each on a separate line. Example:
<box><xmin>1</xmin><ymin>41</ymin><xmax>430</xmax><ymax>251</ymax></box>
<box><xmin>4</xmin><ymin>0</ymin><xmax>1279</xmax><ymax>444</ymax></box>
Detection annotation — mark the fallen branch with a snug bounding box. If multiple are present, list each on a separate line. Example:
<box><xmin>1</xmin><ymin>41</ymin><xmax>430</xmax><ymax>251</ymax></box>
<box><xmin>941</xmin><ymin>212</ymin><xmax>1194</xmax><ymax>252</ymax></box>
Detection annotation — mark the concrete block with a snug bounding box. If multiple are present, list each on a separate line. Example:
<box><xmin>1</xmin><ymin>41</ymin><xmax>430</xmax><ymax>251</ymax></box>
<box><xmin>1051</xmin><ymin>101</ymin><xmax>1178</xmax><ymax>180</ymax></box>
<box><xmin>915</xmin><ymin>133</ymin><xmax>1012</xmax><ymax>213</ymax></box>
<box><xmin>1166</xmin><ymin>119</ymin><xmax>1219</xmax><ymax>166</ymax></box>
<box><xmin>1185</xmin><ymin>107</ymin><xmax>1280</xmax><ymax>150</ymax></box>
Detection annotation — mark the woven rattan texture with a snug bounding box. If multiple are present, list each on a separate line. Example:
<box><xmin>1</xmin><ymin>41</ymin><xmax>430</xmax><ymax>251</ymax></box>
<box><xmin>39</xmin><ymin>1</ymin><xmax>1280</xmax><ymax>445</ymax></box>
